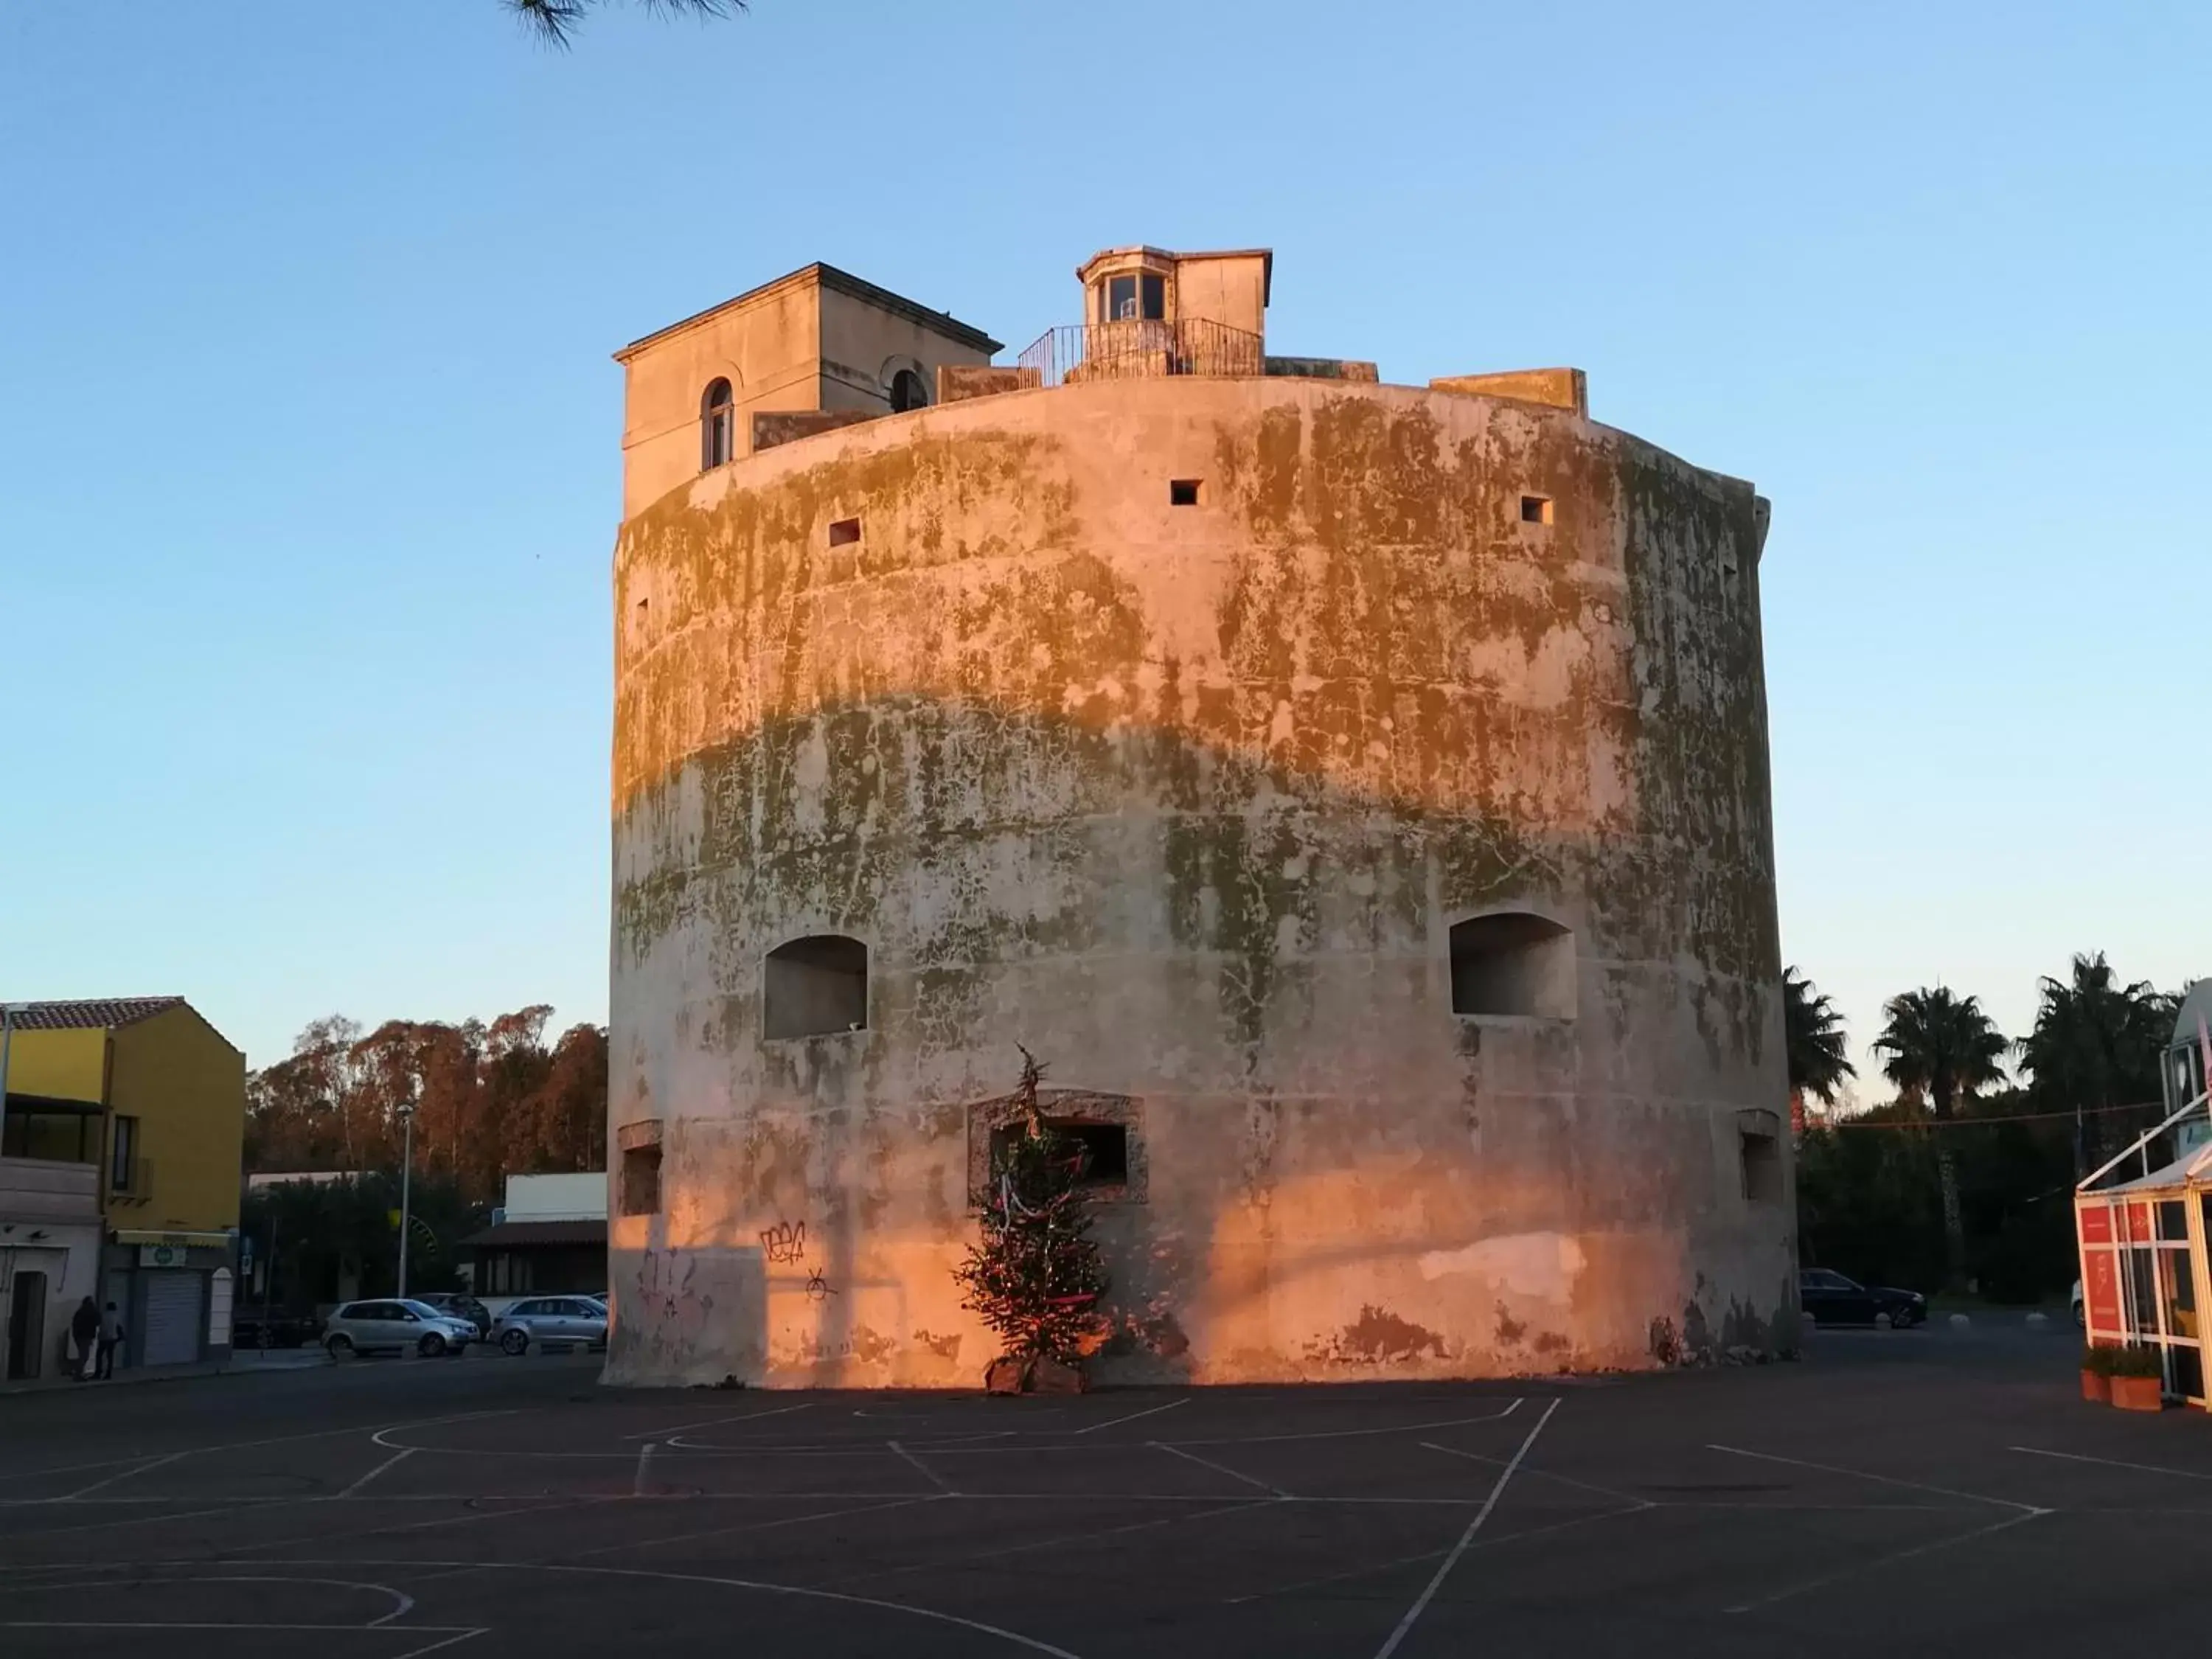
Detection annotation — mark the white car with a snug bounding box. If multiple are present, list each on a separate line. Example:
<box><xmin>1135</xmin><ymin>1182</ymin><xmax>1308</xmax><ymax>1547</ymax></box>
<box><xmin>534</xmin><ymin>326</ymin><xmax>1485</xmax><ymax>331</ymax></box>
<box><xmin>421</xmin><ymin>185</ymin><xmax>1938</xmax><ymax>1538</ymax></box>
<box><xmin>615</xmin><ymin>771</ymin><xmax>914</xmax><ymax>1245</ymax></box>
<box><xmin>324</xmin><ymin>1298</ymin><xmax>478</xmax><ymax>1359</ymax></box>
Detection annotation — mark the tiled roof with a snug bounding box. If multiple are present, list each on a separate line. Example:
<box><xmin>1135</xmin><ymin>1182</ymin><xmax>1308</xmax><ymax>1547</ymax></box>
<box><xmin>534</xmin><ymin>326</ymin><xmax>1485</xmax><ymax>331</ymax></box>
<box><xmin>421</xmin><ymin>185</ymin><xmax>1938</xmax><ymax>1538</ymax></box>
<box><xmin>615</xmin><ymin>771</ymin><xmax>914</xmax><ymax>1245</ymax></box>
<box><xmin>5</xmin><ymin>998</ymin><xmax>186</xmax><ymax>1031</ymax></box>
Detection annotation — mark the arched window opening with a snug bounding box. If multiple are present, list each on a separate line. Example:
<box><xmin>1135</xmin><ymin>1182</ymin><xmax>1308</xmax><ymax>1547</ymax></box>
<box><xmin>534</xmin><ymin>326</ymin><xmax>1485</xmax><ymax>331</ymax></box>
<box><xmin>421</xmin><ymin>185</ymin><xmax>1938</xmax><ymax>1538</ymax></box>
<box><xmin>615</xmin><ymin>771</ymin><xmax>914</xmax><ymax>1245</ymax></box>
<box><xmin>888</xmin><ymin>368</ymin><xmax>929</xmax><ymax>412</ymax></box>
<box><xmin>763</xmin><ymin>934</ymin><xmax>868</xmax><ymax>1040</ymax></box>
<box><xmin>1449</xmin><ymin>912</ymin><xmax>1575</xmax><ymax>1019</ymax></box>
<box><xmin>700</xmin><ymin>378</ymin><xmax>734</xmax><ymax>471</ymax></box>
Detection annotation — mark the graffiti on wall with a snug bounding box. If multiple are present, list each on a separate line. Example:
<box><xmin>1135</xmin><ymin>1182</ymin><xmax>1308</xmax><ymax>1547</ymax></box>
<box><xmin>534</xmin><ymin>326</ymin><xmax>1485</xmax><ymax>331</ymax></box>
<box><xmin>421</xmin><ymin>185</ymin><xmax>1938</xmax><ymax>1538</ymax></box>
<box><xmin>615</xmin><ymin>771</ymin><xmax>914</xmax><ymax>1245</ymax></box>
<box><xmin>636</xmin><ymin>1246</ymin><xmax>712</xmax><ymax>1349</ymax></box>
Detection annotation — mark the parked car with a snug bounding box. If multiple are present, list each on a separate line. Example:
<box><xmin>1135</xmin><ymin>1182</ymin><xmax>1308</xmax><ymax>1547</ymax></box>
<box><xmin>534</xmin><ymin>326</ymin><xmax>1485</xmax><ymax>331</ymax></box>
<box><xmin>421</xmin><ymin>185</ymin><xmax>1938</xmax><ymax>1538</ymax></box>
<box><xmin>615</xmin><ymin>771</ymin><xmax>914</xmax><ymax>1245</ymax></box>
<box><xmin>492</xmin><ymin>1295</ymin><xmax>609</xmax><ymax>1355</ymax></box>
<box><xmin>414</xmin><ymin>1293</ymin><xmax>493</xmax><ymax>1340</ymax></box>
<box><xmin>324</xmin><ymin>1299</ymin><xmax>479</xmax><ymax>1358</ymax></box>
<box><xmin>232</xmin><ymin>1308</ymin><xmax>323</xmax><ymax>1349</ymax></box>
<box><xmin>1798</xmin><ymin>1268</ymin><xmax>1927</xmax><ymax>1328</ymax></box>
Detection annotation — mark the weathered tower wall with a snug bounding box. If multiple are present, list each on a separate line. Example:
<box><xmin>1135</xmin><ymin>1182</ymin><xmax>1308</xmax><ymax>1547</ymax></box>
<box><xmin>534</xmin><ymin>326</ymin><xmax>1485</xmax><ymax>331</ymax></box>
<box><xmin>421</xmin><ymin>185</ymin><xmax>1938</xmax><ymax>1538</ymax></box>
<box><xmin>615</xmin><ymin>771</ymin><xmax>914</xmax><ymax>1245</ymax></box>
<box><xmin>605</xmin><ymin>376</ymin><xmax>1792</xmax><ymax>1387</ymax></box>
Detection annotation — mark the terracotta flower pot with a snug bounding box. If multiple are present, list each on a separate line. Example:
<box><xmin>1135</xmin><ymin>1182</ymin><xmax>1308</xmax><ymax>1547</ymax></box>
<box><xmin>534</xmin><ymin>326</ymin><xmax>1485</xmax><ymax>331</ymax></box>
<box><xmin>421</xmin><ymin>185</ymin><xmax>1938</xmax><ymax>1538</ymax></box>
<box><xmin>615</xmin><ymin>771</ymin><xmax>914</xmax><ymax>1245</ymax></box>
<box><xmin>2081</xmin><ymin>1368</ymin><xmax>2110</xmax><ymax>1404</ymax></box>
<box><xmin>2111</xmin><ymin>1373</ymin><xmax>2165</xmax><ymax>1413</ymax></box>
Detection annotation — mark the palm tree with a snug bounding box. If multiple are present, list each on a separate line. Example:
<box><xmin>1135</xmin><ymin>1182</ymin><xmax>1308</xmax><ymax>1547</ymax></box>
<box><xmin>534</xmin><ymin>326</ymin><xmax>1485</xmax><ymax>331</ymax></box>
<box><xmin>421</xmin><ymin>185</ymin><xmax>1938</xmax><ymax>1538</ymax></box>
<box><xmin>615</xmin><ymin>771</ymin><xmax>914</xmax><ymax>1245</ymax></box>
<box><xmin>1784</xmin><ymin>967</ymin><xmax>1854</xmax><ymax>1135</ymax></box>
<box><xmin>1873</xmin><ymin>986</ymin><xmax>2008</xmax><ymax>1293</ymax></box>
<box><xmin>508</xmin><ymin>0</ymin><xmax>740</xmax><ymax>47</ymax></box>
<box><xmin>2016</xmin><ymin>952</ymin><xmax>2171</xmax><ymax>1175</ymax></box>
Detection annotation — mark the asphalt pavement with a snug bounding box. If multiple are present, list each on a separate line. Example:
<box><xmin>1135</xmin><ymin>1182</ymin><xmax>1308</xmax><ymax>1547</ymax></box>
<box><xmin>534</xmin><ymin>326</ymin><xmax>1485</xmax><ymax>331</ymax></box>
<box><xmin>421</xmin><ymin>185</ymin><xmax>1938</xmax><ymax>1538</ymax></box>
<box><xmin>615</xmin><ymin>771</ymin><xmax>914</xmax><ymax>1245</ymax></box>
<box><xmin>0</xmin><ymin>1319</ymin><xmax>2188</xmax><ymax>1658</ymax></box>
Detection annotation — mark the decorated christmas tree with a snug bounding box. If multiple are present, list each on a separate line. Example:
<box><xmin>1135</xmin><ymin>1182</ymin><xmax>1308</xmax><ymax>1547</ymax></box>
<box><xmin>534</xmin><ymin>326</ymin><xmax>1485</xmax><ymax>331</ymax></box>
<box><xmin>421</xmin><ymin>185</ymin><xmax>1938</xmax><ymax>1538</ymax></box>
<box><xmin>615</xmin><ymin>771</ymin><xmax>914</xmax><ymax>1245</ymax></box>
<box><xmin>956</xmin><ymin>1048</ymin><xmax>1109</xmax><ymax>1388</ymax></box>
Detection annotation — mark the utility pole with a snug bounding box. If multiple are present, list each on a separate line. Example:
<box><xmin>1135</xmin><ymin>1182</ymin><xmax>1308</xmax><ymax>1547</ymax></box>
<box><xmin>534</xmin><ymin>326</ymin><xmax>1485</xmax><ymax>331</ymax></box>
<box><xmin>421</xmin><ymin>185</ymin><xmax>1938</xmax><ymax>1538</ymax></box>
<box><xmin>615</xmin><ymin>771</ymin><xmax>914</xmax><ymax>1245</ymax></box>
<box><xmin>396</xmin><ymin>1102</ymin><xmax>416</xmax><ymax>1301</ymax></box>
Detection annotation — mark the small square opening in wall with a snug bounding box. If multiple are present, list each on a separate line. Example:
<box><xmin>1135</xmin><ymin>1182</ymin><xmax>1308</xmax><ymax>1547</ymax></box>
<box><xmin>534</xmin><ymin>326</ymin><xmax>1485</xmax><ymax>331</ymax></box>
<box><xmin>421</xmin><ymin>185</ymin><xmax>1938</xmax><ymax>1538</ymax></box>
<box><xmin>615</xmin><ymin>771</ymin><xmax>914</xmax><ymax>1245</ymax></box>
<box><xmin>989</xmin><ymin>1119</ymin><xmax>1128</xmax><ymax>1188</ymax></box>
<box><xmin>828</xmin><ymin>517</ymin><xmax>861</xmax><ymax>547</ymax></box>
<box><xmin>620</xmin><ymin>1144</ymin><xmax>661</xmax><ymax>1217</ymax></box>
<box><xmin>1520</xmin><ymin>495</ymin><xmax>1554</xmax><ymax>526</ymax></box>
<box><xmin>1169</xmin><ymin>479</ymin><xmax>1201</xmax><ymax>507</ymax></box>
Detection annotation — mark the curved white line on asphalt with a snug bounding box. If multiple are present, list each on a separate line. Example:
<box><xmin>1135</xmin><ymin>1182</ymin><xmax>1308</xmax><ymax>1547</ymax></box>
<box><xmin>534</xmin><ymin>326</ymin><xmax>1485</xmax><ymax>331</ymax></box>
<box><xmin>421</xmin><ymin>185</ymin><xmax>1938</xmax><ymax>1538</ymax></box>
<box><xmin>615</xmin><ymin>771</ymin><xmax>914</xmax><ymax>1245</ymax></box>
<box><xmin>0</xmin><ymin>1573</ymin><xmax>415</xmax><ymax>1624</ymax></box>
<box><xmin>352</xmin><ymin>1401</ymin><xmax>1526</xmax><ymax>1462</ymax></box>
<box><xmin>367</xmin><ymin>1412</ymin><xmax>519</xmax><ymax>1453</ymax></box>
<box><xmin>618</xmin><ymin>1404</ymin><xmax>810</xmax><ymax>1441</ymax></box>
<box><xmin>142</xmin><ymin>1557</ymin><xmax>1088</xmax><ymax>1658</ymax></box>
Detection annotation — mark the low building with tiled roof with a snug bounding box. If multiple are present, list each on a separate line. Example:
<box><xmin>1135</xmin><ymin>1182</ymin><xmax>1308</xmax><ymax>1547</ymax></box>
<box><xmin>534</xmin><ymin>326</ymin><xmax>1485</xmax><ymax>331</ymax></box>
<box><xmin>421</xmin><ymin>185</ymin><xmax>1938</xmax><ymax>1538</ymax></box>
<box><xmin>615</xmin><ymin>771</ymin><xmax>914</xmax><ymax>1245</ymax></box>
<box><xmin>1</xmin><ymin>995</ymin><xmax>244</xmax><ymax>1381</ymax></box>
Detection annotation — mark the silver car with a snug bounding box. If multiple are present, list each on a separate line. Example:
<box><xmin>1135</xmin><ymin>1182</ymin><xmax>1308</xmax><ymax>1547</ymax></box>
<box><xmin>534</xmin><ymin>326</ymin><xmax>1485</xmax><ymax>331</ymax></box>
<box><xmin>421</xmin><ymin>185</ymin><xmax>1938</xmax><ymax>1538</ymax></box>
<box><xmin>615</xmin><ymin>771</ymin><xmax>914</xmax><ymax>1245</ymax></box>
<box><xmin>324</xmin><ymin>1298</ymin><xmax>477</xmax><ymax>1359</ymax></box>
<box><xmin>493</xmin><ymin>1295</ymin><xmax>609</xmax><ymax>1354</ymax></box>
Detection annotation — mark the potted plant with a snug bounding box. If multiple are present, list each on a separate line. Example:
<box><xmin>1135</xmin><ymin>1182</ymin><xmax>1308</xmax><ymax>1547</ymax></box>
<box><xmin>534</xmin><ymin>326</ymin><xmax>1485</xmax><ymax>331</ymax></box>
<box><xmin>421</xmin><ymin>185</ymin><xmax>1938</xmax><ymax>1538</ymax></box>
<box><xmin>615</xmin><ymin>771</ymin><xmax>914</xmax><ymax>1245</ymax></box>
<box><xmin>2109</xmin><ymin>1345</ymin><xmax>2166</xmax><ymax>1413</ymax></box>
<box><xmin>2081</xmin><ymin>1343</ymin><xmax>2115</xmax><ymax>1403</ymax></box>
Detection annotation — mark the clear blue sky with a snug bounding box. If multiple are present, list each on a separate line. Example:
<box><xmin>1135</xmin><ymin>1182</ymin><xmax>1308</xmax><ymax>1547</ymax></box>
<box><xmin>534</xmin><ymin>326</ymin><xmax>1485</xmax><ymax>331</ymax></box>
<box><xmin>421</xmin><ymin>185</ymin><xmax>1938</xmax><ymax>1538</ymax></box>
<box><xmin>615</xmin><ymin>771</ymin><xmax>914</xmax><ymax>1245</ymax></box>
<box><xmin>3</xmin><ymin>2</ymin><xmax>2205</xmax><ymax>1088</ymax></box>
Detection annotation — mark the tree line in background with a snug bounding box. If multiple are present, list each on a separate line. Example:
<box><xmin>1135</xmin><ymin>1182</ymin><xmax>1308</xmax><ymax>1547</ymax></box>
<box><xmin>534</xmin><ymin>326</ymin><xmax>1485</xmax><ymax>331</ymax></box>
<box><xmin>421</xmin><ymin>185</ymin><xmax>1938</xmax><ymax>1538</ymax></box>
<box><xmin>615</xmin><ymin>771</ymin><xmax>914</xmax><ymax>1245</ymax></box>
<box><xmin>1787</xmin><ymin>952</ymin><xmax>2186</xmax><ymax>1303</ymax></box>
<box><xmin>246</xmin><ymin>1006</ymin><xmax>607</xmax><ymax>1202</ymax></box>
<box><xmin>240</xmin><ymin>1006</ymin><xmax>608</xmax><ymax>1312</ymax></box>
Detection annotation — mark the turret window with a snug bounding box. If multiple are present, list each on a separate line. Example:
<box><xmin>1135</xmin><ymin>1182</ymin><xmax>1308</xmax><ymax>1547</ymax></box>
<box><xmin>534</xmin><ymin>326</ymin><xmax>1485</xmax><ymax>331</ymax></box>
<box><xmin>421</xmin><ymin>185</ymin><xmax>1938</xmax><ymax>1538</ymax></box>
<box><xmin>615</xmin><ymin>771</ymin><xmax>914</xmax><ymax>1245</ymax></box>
<box><xmin>1099</xmin><ymin>272</ymin><xmax>1166</xmax><ymax>323</ymax></box>
<box><xmin>700</xmin><ymin>378</ymin><xmax>734</xmax><ymax>470</ymax></box>
<box><xmin>888</xmin><ymin>368</ymin><xmax>929</xmax><ymax>412</ymax></box>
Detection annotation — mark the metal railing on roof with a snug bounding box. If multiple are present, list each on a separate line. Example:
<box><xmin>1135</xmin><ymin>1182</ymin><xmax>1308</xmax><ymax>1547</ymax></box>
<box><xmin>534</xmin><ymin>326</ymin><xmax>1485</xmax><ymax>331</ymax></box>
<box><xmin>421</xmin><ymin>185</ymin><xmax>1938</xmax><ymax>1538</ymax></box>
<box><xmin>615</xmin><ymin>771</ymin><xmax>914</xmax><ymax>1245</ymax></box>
<box><xmin>1015</xmin><ymin>317</ymin><xmax>1264</xmax><ymax>389</ymax></box>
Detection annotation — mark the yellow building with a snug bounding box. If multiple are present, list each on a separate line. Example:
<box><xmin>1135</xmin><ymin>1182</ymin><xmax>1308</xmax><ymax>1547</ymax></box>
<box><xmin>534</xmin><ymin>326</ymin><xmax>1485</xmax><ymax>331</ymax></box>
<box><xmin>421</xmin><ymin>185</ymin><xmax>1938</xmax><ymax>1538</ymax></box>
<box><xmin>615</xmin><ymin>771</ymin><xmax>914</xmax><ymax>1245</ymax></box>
<box><xmin>0</xmin><ymin>997</ymin><xmax>246</xmax><ymax>1374</ymax></box>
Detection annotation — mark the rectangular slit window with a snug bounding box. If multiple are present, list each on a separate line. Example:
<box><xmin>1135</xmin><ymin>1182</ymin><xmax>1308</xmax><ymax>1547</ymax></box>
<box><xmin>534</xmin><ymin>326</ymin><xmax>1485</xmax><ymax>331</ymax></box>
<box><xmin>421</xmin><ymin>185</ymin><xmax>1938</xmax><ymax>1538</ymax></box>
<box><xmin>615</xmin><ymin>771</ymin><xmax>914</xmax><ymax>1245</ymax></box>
<box><xmin>620</xmin><ymin>1144</ymin><xmax>661</xmax><ymax>1217</ymax></box>
<box><xmin>1169</xmin><ymin>479</ymin><xmax>1200</xmax><ymax>507</ymax></box>
<box><xmin>1740</xmin><ymin>1131</ymin><xmax>1781</xmax><ymax>1204</ymax></box>
<box><xmin>828</xmin><ymin>517</ymin><xmax>861</xmax><ymax>547</ymax></box>
<box><xmin>1520</xmin><ymin>495</ymin><xmax>1553</xmax><ymax>526</ymax></box>
<box><xmin>111</xmin><ymin>1116</ymin><xmax>137</xmax><ymax>1191</ymax></box>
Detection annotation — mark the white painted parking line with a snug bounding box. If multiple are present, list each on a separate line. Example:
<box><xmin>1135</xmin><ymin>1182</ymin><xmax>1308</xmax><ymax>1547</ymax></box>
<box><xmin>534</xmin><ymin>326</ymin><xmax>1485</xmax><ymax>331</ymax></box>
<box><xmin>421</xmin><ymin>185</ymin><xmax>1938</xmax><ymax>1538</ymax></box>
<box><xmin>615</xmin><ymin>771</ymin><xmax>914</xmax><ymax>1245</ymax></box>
<box><xmin>570</xmin><ymin>1495</ymin><xmax>946</xmax><ymax>1558</ymax></box>
<box><xmin>9</xmin><ymin>1497</ymin><xmax>321</xmax><ymax>1539</ymax></box>
<box><xmin>1374</xmin><ymin>1397</ymin><xmax>1561</xmax><ymax>1659</ymax></box>
<box><xmin>1231</xmin><ymin>1499</ymin><xmax>1648</xmax><ymax>1605</ymax></box>
<box><xmin>387</xmin><ymin>1632</ymin><xmax>487</xmax><ymax>1659</ymax></box>
<box><xmin>1151</xmin><ymin>1441</ymin><xmax>1288</xmax><ymax>1500</ymax></box>
<box><xmin>1421</xmin><ymin>1439</ymin><xmax>1649</xmax><ymax>1506</ymax></box>
<box><xmin>2012</xmin><ymin>1444</ymin><xmax>2212</xmax><ymax>1481</ymax></box>
<box><xmin>341</xmin><ymin>1447</ymin><xmax>418</xmax><ymax>1500</ymax></box>
<box><xmin>1722</xmin><ymin>1509</ymin><xmax>2048</xmax><ymax>1615</ymax></box>
<box><xmin>837</xmin><ymin>1496</ymin><xmax>1270</xmax><ymax>1590</ymax></box>
<box><xmin>1071</xmin><ymin>1398</ymin><xmax>1188</xmax><ymax>1435</ymax></box>
<box><xmin>1170</xmin><ymin>1399</ymin><xmax>1522</xmax><ymax>1447</ymax></box>
<box><xmin>887</xmin><ymin>1441</ymin><xmax>957</xmax><ymax>1495</ymax></box>
<box><xmin>61</xmin><ymin>1451</ymin><xmax>190</xmax><ymax>1500</ymax></box>
<box><xmin>1708</xmin><ymin>1443</ymin><xmax>2042</xmax><ymax>1514</ymax></box>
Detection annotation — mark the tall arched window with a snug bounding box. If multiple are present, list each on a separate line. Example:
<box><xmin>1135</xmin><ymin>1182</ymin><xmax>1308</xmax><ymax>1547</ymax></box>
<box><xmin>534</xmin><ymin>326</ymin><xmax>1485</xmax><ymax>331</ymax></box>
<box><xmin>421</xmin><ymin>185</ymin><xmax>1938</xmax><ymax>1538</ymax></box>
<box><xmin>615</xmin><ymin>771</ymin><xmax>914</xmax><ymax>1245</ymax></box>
<box><xmin>888</xmin><ymin>368</ymin><xmax>928</xmax><ymax>413</ymax></box>
<box><xmin>700</xmin><ymin>378</ymin><xmax>734</xmax><ymax>471</ymax></box>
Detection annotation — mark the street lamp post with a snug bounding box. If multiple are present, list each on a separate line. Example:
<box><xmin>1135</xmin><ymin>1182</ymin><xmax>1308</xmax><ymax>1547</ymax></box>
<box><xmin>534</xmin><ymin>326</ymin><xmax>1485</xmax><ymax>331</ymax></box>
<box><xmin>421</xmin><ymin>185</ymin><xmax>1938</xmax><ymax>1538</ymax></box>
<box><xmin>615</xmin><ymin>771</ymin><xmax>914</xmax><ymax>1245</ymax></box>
<box><xmin>396</xmin><ymin>1101</ymin><xmax>417</xmax><ymax>1301</ymax></box>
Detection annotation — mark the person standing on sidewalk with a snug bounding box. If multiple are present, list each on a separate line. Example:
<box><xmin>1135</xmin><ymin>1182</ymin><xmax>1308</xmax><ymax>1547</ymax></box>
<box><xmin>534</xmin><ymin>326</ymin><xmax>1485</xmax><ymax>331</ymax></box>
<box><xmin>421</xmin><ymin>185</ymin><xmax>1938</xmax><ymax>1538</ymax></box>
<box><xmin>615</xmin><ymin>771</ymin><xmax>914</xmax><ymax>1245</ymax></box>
<box><xmin>96</xmin><ymin>1301</ymin><xmax>125</xmax><ymax>1380</ymax></box>
<box><xmin>68</xmin><ymin>1296</ymin><xmax>99</xmax><ymax>1382</ymax></box>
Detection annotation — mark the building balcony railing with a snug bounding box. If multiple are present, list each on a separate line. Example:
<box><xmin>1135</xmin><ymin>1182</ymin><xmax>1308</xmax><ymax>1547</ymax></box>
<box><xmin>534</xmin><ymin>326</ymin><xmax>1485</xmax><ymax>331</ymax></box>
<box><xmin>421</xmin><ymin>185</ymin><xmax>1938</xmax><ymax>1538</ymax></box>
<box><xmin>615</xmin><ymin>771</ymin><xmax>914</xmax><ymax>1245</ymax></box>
<box><xmin>1015</xmin><ymin>317</ymin><xmax>1265</xmax><ymax>389</ymax></box>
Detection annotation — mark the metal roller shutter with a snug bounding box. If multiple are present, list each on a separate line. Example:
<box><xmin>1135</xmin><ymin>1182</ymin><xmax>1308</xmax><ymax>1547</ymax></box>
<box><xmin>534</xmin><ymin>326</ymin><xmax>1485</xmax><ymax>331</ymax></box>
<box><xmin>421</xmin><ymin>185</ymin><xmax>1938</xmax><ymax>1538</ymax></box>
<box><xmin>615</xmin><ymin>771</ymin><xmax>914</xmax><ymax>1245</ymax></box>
<box><xmin>141</xmin><ymin>1273</ymin><xmax>203</xmax><ymax>1366</ymax></box>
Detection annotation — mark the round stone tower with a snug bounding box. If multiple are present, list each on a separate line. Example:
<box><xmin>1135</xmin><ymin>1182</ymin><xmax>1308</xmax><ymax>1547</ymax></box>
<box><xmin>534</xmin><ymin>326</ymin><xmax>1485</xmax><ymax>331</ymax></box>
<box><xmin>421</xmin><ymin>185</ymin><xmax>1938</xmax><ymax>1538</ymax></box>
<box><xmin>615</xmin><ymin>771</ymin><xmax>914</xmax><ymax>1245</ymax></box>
<box><xmin>603</xmin><ymin>252</ymin><xmax>1792</xmax><ymax>1387</ymax></box>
